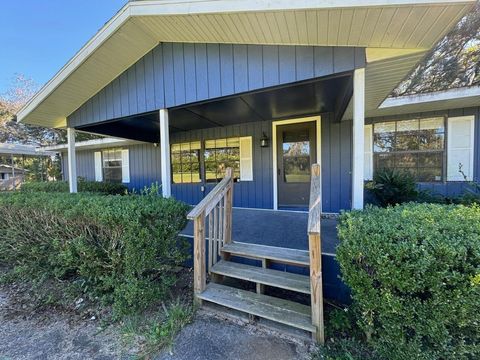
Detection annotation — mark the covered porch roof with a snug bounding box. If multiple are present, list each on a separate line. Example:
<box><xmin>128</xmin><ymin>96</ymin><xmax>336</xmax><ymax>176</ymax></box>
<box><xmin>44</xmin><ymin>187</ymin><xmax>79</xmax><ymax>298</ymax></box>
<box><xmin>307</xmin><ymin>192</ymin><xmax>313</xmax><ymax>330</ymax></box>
<box><xmin>76</xmin><ymin>73</ymin><xmax>352</xmax><ymax>142</ymax></box>
<box><xmin>17</xmin><ymin>0</ymin><xmax>474</xmax><ymax>128</ymax></box>
<box><xmin>0</xmin><ymin>143</ymin><xmax>55</xmax><ymax>157</ymax></box>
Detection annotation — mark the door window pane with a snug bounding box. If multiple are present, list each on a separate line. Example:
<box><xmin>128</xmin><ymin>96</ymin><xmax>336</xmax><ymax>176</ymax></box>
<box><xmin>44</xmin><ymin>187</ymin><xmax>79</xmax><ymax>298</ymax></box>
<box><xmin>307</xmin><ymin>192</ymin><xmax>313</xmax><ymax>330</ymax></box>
<box><xmin>282</xmin><ymin>130</ymin><xmax>311</xmax><ymax>183</ymax></box>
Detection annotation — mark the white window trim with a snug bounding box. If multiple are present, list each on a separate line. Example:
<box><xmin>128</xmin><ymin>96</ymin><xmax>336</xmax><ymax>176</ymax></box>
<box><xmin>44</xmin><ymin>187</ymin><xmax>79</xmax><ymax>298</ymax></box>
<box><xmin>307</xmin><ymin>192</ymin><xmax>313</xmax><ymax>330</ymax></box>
<box><xmin>94</xmin><ymin>151</ymin><xmax>103</xmax><ymax>182</ymax></box>
<box><xmin>364</xmin><ymin>124</ymin><xmax>373</xmax><ymax>181</ymax></box>
<box><xmin>239</xmin><ymin>136</ymin><xmax>253</xmax><ymax>181</ymax></box>
<box><xmin>121</xmin><ymin>149</ymin><xmax>130</xmax><ymax>184</ymax></box>
<box><xmin>447</xmin><ymin>115</ymin><xmax>475</xmax><ymax>182</ymax></box>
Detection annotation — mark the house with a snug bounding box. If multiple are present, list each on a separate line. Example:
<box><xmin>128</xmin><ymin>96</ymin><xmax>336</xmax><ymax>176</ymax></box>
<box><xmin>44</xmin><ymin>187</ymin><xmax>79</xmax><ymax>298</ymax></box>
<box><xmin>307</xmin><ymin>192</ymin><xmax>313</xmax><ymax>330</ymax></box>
<box><xmin>0</xmin><ymin>165</ymin><xmax>27</xmax><ymax>180</ymax></box>
<box><xmin>0</xmin><ymin>143</ymin><xmax>53</xmax><ymax>190</ymax></box>
<box><xmin>18</xmin><ymin>0</ymin><xmax>476</xmax><ymax>341</ymax></box>
<box><xmin>44</xmin><ymin>84</ymin><xmax>480</xmax><ymax>203</ymax></box>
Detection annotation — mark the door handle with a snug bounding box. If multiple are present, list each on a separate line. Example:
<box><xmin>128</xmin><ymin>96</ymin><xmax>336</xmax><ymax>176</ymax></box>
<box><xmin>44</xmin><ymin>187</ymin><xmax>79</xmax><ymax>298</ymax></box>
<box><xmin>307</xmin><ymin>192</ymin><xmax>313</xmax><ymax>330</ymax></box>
<box><xmin>277</xmin><ymin>168</ymin><xmax>281</xmax><ymax>176</ymax></box>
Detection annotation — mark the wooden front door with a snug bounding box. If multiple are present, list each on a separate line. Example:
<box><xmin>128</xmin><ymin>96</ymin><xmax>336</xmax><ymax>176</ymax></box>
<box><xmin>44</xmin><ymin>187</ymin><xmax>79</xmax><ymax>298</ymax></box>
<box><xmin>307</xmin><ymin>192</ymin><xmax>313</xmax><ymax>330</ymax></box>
<box><xmin>276</xmin><ymin>121</ymin><xmax>317</xmax><ymax>208</ymax></box>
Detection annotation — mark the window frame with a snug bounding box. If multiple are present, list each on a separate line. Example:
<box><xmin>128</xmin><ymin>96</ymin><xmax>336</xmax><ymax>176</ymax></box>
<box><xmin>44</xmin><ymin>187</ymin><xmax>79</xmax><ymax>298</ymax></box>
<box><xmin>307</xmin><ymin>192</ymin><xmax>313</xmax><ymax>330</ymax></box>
<box><xmin>170</xmin><ymin>141</ymin><xmax>202</xmax><ymax>184</ymax></box>
<box><xmin>204</xmin><ymin>137</ymin><xmax>241</xmax><ymax>183</ymax></box>
<box><xmin>101</xmin><ymin>148</ymin><xmax>124</xmax><ymax>183</ymax></box>
<box><xmin>372</xmin><ymin>116</ymin><xmax>447</xmax><ymax>183</ymax></box>
<box><xmin>170</xmin><ymin>136</ymin><xmax>253</xmax><ymax>185</ymax></box>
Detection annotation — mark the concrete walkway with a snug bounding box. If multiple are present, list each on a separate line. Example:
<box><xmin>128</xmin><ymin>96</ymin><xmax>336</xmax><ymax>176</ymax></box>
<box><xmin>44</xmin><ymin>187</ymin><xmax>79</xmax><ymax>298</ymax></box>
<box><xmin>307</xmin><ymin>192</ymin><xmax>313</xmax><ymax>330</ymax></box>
<box><xmin>156</xmin><ymin>312</ymin><xmax>311</xmax><ymax>360</ymax></box>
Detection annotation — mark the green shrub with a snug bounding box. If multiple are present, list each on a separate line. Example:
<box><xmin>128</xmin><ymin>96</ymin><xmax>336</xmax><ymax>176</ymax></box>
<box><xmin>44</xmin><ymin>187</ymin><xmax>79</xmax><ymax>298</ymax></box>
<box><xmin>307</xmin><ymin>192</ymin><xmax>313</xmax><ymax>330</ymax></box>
<box><xmin>311</xmin><ymin>338</ymin><xmax>382</xmax><ymax>360</ymax></box>
<box><xmin>21</xmin><ymin>180</ymin><xmax>128</xmax><ymax>195</ymax></box>
<box><xmin>366</xmin><ymin>169</ymin><xmax>419</xmax><ymax>207</ymax></box>
<box><xmin>0</xmin><ymin>191</ymin><xmax>189</xmax><ymax>316</ymax></box>
<box><xmin>337</xmin><ymin>204</ymin><xmax>480</xmax><ymax>359</ymax></box>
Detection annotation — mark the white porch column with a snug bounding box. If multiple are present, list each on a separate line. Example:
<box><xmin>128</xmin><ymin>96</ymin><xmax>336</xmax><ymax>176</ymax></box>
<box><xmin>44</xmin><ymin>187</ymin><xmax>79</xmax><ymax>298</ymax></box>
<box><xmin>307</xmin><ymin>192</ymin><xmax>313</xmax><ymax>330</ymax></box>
<box><xmin>352</xmin><ymin>68</ymin><xmax>365</xmax><ymax>210</ymax></box>
<box><xmin>159</xmin><ymin>109</ymin><xmax>171</xmax><ymax>198</ymax></box>
<box><xmin>67</xmin><ymin>127</ymin><xmax>78</xmax><ymax>193</ymax></box>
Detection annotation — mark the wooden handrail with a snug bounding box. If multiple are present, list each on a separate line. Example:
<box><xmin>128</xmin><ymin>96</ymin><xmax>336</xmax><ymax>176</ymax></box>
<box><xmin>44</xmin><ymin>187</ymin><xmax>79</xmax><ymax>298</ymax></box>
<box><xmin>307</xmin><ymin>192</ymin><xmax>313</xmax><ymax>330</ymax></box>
<box><xmin>190</xmin><ymin>168</ymin><xmax>234</xmax><ymax>305</ymax></box>
<box><xmin>187</xmin><ymin>169</ymin><xmax>233</xmax><ymax>220</ymax></box>
<box><xmin>308</xmin><ymin>163</ymin><xmax>324</xmax><ymax>344</ymax></box>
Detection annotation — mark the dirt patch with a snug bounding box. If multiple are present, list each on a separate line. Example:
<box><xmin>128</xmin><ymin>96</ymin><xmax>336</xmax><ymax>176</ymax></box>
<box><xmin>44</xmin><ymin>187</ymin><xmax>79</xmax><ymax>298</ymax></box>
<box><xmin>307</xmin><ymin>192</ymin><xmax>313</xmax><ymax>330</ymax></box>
<box><xmin>0</xmin><ymin>268</ymin><xmax>194</xmax><ymax>359</ymax></box>
<box><xmin>0</xmin><ymin>283</ymin><xmax>135</xmax><ymax>360</ymax></box>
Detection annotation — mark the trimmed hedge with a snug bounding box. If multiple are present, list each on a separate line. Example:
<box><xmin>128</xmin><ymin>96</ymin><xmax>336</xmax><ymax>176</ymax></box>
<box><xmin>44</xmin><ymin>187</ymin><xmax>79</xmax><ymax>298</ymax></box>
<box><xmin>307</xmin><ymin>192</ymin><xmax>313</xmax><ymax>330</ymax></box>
<box><xmin>21</xmin><ymin>180</ymin><xmax>128</xmax><ymax>195</ymax></box>
<box><xmin>0</xmin><ymin>192</ymin><xmax>189</xmax><ymax>316</ymax></box>
<box><xmin>337</xmin><ymin>204</ymin><xmax>480</xmax><ymax>359</ymax></box>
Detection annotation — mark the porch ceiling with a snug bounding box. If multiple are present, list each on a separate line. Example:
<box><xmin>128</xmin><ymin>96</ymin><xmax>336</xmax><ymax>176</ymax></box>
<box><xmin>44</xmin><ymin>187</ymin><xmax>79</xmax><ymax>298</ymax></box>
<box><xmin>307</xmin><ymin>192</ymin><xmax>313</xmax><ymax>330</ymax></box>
<box><xmin>17</xmin><ymin>0</ymin><xmax>474</xmax><ymax>129</ymax></box>
<box><xmin>170</xmin><ymin>75</ymin><xmax>351</xmax><ymax>132</ymax></box>
<box><xmin>76</xmin><ymin>74</ymin><xmax>351</xmax><ymax>141</ymax></box>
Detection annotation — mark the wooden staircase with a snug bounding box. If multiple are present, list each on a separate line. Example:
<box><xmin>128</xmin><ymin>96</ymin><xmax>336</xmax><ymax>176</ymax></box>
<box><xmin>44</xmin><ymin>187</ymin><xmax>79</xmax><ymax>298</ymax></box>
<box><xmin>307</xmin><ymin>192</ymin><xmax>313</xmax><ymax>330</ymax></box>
<box><xmin>187</xmin><ymin>166</ymin><xmax>324</xmax><ymax>342</ymax></box>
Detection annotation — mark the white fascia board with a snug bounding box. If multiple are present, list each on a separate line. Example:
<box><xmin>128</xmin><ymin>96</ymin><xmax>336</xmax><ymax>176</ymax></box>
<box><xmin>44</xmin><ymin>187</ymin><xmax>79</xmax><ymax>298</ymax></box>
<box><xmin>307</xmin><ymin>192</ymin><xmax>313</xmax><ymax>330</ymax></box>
<box><xmin>16</xmin><ymin>4</ymin><xmax>133</xmax><ymax>123</ymax></box>
<box><xmin>380</xmin><ymin>86</ymin><xmax>480</xmax><ymax>109</ymax></box>
<box><xmin>0</xmin><ymin>143</ymin><xmax>54</xmax><ymax>157</ymax></box>
<box><xmin>130</xmin><ymin>0</ymin><xmax>475</xmax><ymax>15</ymax></box>
<box><xmin>41</xmin><ymin>138</ymin><xmax>144</xmax><ymax>152</ymax></box>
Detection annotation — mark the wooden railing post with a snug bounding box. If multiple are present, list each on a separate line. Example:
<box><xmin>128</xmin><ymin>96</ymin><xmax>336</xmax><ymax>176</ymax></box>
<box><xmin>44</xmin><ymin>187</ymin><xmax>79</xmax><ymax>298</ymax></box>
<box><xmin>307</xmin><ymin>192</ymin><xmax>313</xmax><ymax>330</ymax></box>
<box><xmin>224</xmin><ymin>168</ymin><xmax>233</xmax><ymax>245</ymax></box>
<box><xmin>308</xmin><ymin>164</ymin><xmax>324</xmax><ymax>344</ymax></box>
<box><xmin>193</xmin><ymin>210</ymin><xmax>206</xmax><ymax>305</ymax></box>
<box><xmin>188</xmin><ymin>167</ymin><xmax>234</xmax><ymax>303</ymax></box>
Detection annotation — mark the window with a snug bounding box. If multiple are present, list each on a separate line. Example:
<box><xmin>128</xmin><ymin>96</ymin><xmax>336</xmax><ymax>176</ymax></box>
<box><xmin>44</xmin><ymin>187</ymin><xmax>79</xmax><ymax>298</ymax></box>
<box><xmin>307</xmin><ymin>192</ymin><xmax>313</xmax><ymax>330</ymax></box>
<box><xmin>282</xmin><ymin>129</ymin><xmax>311</xmax><ymax>183</ymax></box>
<box><xmin>373</xmin><ymin>117</ymin><xmax>445</xmax><ymax>182</ymax></box>
<box><xmin>205</xmin><ymin>138</ymin><xmax>241</xmax><ymax>182</ymax></box>
<box><xmin>102</xmin><ymin>148</ymin><xmax>123</xmax><ymax>183</ymax></box>
<box><xmin>171</xmin><ymin>141</ymin><xmax>201</xmax><ymax>184</ymax></box>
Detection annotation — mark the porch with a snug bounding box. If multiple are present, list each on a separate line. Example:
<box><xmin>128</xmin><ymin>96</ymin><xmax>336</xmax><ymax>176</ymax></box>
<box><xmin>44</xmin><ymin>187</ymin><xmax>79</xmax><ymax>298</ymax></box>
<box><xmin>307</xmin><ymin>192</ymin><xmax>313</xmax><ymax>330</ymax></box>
<box><xmin>180</xmin><ymin>208</ymin><xmax>338</xmax><ymax>255</ymax></box>
<box><xmin>65</xmin><ymin>64</ymin><xmax>367</xmax><ymax>212</ymax></box>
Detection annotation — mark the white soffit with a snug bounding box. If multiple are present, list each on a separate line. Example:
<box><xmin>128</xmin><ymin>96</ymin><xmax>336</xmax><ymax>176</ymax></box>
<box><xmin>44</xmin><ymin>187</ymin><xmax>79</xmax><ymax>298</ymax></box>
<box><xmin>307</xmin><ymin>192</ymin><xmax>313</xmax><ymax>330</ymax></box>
<box><xmin>17</xmin><ymin>0</ymin><xmax>474</xmax><ymax>128</ymax></box>
<box><xmin>343</xmin><ymin>49</ymin><xmax>428</xmax><ymax>120</ymax></box>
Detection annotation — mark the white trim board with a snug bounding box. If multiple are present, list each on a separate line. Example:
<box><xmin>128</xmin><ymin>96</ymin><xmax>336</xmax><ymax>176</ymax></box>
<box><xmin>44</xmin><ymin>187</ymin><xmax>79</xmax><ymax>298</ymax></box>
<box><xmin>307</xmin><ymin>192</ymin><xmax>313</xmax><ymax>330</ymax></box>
<box><xmin>42</xmin><ymin>137</ymin><xmax>145</xmax><ymax>152</ymax></box>
<box><xmin>272</xmin><ymin>116</ymin><xmax>322</xmax><ymax>211</ymax></box>
<box><xmin>381</xmin><ymin>86</ymin><xmax>480</xmax><ymax>109</ymax></box>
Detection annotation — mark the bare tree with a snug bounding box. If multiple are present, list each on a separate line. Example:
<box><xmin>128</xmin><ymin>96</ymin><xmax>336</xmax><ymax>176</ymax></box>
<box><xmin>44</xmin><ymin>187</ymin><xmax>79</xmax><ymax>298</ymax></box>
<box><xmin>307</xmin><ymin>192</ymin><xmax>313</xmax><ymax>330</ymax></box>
<box><xmin>0</xmin><ymin>74</ymin><xmax>100</xmax><ymax>145</ymax></box>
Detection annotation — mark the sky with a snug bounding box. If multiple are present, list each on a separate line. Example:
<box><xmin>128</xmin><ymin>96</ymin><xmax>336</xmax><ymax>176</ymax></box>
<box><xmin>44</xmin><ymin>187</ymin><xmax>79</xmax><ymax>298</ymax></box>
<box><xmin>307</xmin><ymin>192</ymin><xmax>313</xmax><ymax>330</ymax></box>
<box><xmin>0</xmin><ymin>0</ymin><xmax>127</xmax><ymax>94</ymax></box>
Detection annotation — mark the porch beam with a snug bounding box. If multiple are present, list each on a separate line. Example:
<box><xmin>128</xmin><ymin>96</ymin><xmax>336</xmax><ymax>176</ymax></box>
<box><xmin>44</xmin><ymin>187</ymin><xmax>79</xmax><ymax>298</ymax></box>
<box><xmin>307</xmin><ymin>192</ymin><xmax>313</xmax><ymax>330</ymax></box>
<box><xmin>352</xmin><ymin>68</ymin><xmax>365</xmax><ymax>210</ymax></box>
<box><xmin>159</xmin><ymin>109</ymin><xmax>172</xmax><ymax>198</ymax></box>
<box><xmin>67</xmin><ymin>127</ymin><xmax>78</xmax><ymax>193</ymax></box>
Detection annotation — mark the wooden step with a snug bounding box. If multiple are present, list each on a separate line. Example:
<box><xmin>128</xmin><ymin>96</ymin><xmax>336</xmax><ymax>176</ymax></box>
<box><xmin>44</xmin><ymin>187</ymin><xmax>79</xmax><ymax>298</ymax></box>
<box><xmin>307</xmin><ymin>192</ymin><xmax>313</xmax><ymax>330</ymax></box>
<box><xmin>198</xmin><ymin>283</ymin><xmax>315</xmax><ymax>332</ymax></box>
<box><xmin>221</xmin><ymin>242</ymin><xmax>310</xmax><ymax>266</ymax></box>
<box><xmin>211</xmin><ymin>260</ymin><xmax>310</xmax><ymax>294</ymax></box>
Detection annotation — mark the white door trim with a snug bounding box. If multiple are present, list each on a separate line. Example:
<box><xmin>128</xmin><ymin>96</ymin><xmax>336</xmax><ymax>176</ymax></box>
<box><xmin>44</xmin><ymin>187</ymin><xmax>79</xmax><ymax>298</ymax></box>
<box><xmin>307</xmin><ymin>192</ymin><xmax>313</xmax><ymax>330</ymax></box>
<box><xmin>272</xmin><ymin>116</ymin><xmax>322</xmax><ymax>211</ymax></box>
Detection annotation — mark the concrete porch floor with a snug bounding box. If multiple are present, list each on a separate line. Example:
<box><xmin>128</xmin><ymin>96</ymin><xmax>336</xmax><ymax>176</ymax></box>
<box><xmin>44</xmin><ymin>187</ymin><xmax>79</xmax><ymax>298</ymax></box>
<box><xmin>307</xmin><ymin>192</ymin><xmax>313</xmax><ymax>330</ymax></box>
<box><xmin>180</xmin><ymin>208</ymin><xmax>339</xmax><ymax>255</ymax></box>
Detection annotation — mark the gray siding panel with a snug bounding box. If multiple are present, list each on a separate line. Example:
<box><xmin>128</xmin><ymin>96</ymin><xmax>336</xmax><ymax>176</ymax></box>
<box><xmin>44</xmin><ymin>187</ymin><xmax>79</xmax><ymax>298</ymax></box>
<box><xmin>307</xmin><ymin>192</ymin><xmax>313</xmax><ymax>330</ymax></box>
<box><xmin>62</xmin><ymin>144</ymin><xmax>162</xmax><ymax>191</ymax></box>
<box><xmin>68</xmin><ymin>42</ymin><xmax>364</xmax><ymax>128</ymax></box>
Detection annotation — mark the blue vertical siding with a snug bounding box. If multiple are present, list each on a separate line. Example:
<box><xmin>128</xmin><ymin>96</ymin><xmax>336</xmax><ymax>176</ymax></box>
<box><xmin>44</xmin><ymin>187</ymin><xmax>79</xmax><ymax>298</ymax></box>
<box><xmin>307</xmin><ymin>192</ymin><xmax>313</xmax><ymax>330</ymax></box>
<box><xmin>170</xmin><ymin>114</ymin><xmax>351</xmax><ymax>212</ymax></box>
<box><xmin>67</xmin><ymin>42</ymin><xmax>365</xmax><ymax>128</ymax></box>
<box><xmin>62</xmin><ymin>144</ymin><xmax>162</xmax><ymax>191</ymax></box>
<box><xmin>63</xmin><ymin>115</ymin><xmax>352</xmax><ymax>213</ymax></box>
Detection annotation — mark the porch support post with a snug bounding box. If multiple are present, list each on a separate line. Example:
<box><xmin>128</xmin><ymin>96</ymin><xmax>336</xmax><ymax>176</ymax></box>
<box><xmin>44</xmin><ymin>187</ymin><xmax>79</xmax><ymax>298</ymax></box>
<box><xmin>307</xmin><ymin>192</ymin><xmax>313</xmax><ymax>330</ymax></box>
<box><xmin>67</xmin><ymin>127</ymin><xmax>77</xmax><ymax>193</ymax></box>
<box><xmin>11</xmin><ymin>154</ymin><xmax>15</xmax><ymax>191</ymax></box>
<box><xmin>352</xmin><ymin>68</ymin><xmax>365</xmax><ymax>210</ymax></box>
<box><xmin>159</xmin><ymin>109</ymin><xmax>171</xmax><ymax>198</ymax></box>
